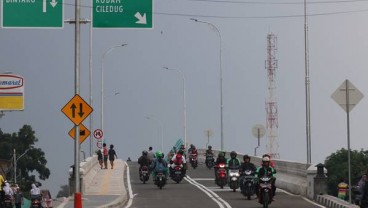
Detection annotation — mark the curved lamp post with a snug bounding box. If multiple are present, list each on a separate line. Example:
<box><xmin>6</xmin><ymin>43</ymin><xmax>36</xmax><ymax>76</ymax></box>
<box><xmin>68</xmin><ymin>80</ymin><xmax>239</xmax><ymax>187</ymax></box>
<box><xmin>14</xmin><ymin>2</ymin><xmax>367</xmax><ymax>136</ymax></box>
<box><xmin>100</xmin><ymin>44</ymin><xmax>127</xmax><ymax>145</ymax></box>
<box><xmin>190</xmin><ymin>18</ymin><xmax>224</xmax><ymax>150</ymax></box>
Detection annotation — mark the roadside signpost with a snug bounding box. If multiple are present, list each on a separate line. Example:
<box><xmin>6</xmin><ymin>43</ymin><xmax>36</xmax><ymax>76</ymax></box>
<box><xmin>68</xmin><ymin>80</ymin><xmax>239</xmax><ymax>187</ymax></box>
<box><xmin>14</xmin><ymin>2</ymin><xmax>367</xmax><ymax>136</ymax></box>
<box><xmin>0</xmin><ymin>74</ymin><xmax>24</xmax><ymax>110</ymax></box>
<box><xmin>93</xmin><ymin>129</ymin><xmax>103</xmax><ymax>140</ymax></box>
<box><xmin>69</xmin><ymin>123</ymin><xmax>91</xmax><ymax>144</ymax></box>
<box><xmin>93</xmin><ymin>0</ymin><xmax>152</xmax><ymax>28</ymax></box>
<box><xmin>252</xmin><ymin>124</ymin><xmax>266</xmax><ymax>156</ymax></box>
<box><xmin>61</xmin><ymin>94</ymin><xmax>93</xmax><ymax>126</ymax></box>
<box><xmin>332</xmin><ymin>79</ymin><xmax>364</xmax><ymax>204</ymax></box>
<box><xmin>1</xmin><ymin>0</ymin><xmax>63</xmax><ymax>28</ymax></box>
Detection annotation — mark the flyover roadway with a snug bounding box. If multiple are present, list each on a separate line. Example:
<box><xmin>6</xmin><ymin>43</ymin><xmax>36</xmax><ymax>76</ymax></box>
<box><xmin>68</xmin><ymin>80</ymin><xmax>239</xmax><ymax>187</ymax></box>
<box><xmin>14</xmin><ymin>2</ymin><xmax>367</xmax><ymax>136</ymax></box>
<box><xmin>56</xmin><ymin>159</ymin><xmax>326</xmax><ymax>208</ymax></box>
<box><xmin>128</xmin><ymin>161</ymin><xmax>325</xmax><ymax>208</ymax></box>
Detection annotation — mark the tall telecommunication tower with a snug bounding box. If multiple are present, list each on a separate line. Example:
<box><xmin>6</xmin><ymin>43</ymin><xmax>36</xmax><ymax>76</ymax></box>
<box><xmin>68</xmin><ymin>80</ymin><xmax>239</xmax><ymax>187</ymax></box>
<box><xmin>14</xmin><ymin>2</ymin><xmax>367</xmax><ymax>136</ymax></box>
<box><xmin>265</xmin><ymin>33</ymin><xmax>280</xmax><ymax>159</ymax></box>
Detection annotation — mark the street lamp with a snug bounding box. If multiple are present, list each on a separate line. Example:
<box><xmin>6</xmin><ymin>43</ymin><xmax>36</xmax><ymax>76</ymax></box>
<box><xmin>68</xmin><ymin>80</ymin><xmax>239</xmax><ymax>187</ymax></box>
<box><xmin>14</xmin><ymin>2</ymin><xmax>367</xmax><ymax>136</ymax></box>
<box><xmin>100</xmin><ymin>44</ymin><xmax>127</xmax><ymax>145</ymax></box>
<box><xmin>146</xmin><ymin>116</ymin><xmax>164</xmax><ymax>152</ymax></box>
<box><xmin>162</xmin><ymin>67</ymin><xmax>187</xmax><ymax>147</ymax></box>
<box><xmin>14</xmin><ymin>148</ymin><xmax>30</xmax><ymax>184</ymax></box>
<box><xmin>190</xmin><ymin>18</ymin><xmax>224</xmax><ymax>150</ymax></box>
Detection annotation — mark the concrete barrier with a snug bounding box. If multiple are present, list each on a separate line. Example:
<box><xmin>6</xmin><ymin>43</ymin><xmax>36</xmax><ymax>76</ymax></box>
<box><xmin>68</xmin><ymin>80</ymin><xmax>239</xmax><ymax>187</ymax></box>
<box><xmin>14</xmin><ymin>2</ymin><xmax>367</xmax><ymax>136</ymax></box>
<box><xmin>69</xmin><ymin>155</ymin><xmax>99</xmax><ymax>194</ymax></box>
<box><xmin>198</xmin><ymin>149</ymin><xmax>357</xmax><ymax>208</ymax></box>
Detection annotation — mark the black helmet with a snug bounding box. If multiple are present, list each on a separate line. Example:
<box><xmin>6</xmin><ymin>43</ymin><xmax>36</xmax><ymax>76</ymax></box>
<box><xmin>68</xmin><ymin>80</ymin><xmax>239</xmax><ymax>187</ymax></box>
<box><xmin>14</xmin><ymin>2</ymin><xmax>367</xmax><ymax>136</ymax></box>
<box><xmin>230</xmin><ymin>151</ymin><xmax>237</xmax><ymax>159</ymax></box>
<box><xmin>243</xmin><ymin>155</ymin><xmax>250</xmax><ymax>161</ymax></box>
<box><xmin>178</xmin><ymin>150</ymin><xmax>184</xmax><ymax>155</ymax></box>
<box><xmin>208</xmin><ymin>145</ymin><xmax>212</xmax><ymax>149</ymax></box>
<box><xmin>142</xmin><ymin>150</ymin><xmax>148</xmax><ymax>156</ymax></box>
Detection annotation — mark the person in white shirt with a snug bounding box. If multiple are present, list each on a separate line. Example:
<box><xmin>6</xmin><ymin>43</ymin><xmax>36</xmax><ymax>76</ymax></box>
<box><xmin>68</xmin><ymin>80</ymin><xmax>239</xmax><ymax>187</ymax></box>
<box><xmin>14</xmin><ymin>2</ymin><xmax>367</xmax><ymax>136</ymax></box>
<box><xmin>3</xmin><ymin>182</ymin><xmax>13</xmax><ymax>197</ymax></box>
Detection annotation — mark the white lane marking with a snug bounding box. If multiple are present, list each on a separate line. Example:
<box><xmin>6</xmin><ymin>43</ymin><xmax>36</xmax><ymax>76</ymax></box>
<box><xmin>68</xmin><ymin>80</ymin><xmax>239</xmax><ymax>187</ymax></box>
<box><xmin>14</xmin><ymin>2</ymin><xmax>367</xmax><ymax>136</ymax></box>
<box><xmin>277</xmin><ymin>188</ymin><xmax>326</xmax><ymax>208</ymax></box>
<box><xmin>124</xmin><ymin>162</ymin><xmax>134</xmax><ymax>208</ymax></box>
<box><xmin>185</xmin><ymin>176</ymin><xmax>232</xmax><ymax>208</ymax></box>
<box><xmin>191</xmin><ymin>178</ymin><xmax>215</xmax><ymax>181</ymax></box>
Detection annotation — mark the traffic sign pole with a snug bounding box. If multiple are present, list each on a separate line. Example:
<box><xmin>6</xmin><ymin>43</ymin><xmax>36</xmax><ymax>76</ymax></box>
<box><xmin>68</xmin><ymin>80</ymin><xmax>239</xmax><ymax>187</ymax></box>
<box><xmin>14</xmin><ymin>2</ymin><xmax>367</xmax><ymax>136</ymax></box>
<box><xmin>74</xmin><ymin>0</ymin><xmax>82</xmax><ymax>206</ymax></box>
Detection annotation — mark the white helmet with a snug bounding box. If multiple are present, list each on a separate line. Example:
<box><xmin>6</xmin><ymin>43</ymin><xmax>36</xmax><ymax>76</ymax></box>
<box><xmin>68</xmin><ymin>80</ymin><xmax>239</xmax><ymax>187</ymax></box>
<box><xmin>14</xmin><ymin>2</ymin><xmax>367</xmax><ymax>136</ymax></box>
<box><xmin>262</xmin><ymin>157</ymin><xmax>270</xmax><ymax>162</ymax></box>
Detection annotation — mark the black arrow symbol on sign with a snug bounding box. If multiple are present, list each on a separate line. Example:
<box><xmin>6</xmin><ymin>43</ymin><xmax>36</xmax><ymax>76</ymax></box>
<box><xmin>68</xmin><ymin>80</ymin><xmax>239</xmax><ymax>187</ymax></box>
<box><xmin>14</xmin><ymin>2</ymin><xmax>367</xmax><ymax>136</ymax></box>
<box><xmin>78</xmin><ymin>103</ymin><xmax>84</xmax><ymax>117</ymax></box>
<box><xmin>80</xmin><ymin>130</ymin><xmax>86</xmax><ymax>136</ymax></box>
<box><xmin>71</xmin><ymin>103</ymin><xmax>77</xmax><ymax>118</ymax></box>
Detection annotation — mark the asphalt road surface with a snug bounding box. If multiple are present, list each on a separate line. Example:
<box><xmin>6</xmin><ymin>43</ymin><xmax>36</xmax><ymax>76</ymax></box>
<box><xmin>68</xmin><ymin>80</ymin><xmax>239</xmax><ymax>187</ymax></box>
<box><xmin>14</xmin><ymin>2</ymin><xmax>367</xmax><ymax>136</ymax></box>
<box><xmin>127</xmin><ymin>161</ymin><xmax>325</xmax><ymax>208</ymax></box>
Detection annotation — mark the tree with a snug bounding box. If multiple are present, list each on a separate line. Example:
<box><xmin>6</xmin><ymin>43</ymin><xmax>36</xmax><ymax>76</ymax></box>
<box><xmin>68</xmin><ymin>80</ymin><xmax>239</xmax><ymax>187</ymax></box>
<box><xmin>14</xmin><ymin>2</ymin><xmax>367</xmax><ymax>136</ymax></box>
<box><xmin>0</xmin><ymin>125</ymin><xmax>50</xmax><ymax>192</ymax></box>
<box><xmin>56</xmin><ymin>184</ymin><xmax>69</xmax><ymax>198</ymax></box>
<box><xmin>325</xmin><ymin>148</ymin><xmax>368</xmax><ymax>196</ymax></box>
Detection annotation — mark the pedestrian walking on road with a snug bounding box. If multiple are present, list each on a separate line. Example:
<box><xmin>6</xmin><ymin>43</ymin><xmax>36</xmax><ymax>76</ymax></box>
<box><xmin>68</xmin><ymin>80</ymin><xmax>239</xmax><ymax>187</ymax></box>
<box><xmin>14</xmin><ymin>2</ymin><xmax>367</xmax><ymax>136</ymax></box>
<box><xmin>109</xmin><ymin>144</ymin><xmax>118</xmax><ymax>169</ymax></box>
<box><xmin>103</xmin><ymin>143</ymin><xmax>109</xmax><ymax>169</ymax></box>
<box><xmin>97</xmin><ymin>149</ymin><xmax>103</xmax><ymax>169</ymax></box>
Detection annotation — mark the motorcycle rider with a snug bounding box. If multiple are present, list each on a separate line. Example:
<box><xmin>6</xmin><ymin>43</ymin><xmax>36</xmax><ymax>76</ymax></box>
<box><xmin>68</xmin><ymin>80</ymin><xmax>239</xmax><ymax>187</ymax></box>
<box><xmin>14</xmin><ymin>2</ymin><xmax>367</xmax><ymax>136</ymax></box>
<box><xmin>214</xmin><ymin>152</ymin><xmax>227</xmax><ymax>181</ymax></box>
<box><xmin>227</xmin><ymin>151</ymin><xmax>241</xmax><ymax>170</ymax></box>
<box><xmin>240</xmin><ymin>155</ymin><xmax>257</xmax><ymax>174</ymax></box>
<box><xmin>189</xmin><ymin>145</ymin><xmax>198</xmax><ymax>160</ymax></box>
<box><xmin>147</xmin><ymin>146</ymin><xmax>155</xmax><ymax>163</ymax></box>
<box><xmin>138</xmin><ymin>150</ymin><xmax>151</xmax><ymax>174</ymax></box>
<box><xmin>240</xmin><ymin>155</ymin><xmax>257</xmax><ymax>193</ymax></box>
<box><xmin>170</xmin><ymin>149</ymin><xmax>187</xmax><ymax>176</ymax></box>
<box><xmin>150</xmin><ymin>151</ymin><xmax>168</xmax><ymax>182</ymax></box>
<box><xmin>255</xmin><ymin>156</ymin><xmax>276</xmax><ymax>201</ymax></box>
<box><xmin>3</xmin><ymin>182</ymin><xmax>13</xmax><ymax>204</ymax></box>
<box><xmin>30</xmin><ymin>183</ymin><xmax>43</xmax><ymax>207</ymax></box>
<box><xmin>205</xmin><ymin>145</ymin><xmax>213</xmax><ymax>156</ymax></box>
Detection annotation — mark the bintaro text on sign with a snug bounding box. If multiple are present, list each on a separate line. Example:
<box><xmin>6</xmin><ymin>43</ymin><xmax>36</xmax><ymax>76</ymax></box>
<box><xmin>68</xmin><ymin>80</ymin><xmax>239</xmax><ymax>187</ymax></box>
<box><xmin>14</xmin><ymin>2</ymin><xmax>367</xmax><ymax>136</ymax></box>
<box><xmin>0</xmin><ymin>74</ymin><xmax>24</xmax><ymax>110</ymax></box>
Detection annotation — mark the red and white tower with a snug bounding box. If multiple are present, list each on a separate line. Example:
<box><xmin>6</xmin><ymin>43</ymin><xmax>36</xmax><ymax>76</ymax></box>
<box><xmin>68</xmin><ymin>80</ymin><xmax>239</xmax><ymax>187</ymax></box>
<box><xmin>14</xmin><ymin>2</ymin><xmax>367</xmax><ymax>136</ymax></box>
<box><xmin>265</xmin><ymin>33</ymin><xmax>279</xmax><ymax>159</ymax></box>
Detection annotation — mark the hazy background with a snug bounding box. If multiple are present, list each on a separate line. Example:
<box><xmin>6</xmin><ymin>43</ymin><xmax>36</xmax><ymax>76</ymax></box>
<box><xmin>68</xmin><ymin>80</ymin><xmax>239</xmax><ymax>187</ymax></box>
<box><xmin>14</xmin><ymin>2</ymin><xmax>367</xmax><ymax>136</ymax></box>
<box><xmin>1</xmin><ymin>0</ymin><xmax>368</xmax><ymax>197</ymax></box>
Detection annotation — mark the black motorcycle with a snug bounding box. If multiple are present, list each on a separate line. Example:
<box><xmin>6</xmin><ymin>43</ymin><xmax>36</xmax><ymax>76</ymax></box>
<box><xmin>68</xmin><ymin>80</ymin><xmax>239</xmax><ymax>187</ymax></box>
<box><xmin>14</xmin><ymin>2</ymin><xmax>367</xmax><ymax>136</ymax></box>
<box><xmin>240</xmin><ymin>169</ymin><xmax>256</xmax><ymax>200</ymax></box>
<box><xmin>30</xmin><ymin>194</ymin><xmax>43</xmax><ymax>208</ymax></box>
<box><xmin>139</xmin><ymin>165</ymin><xmax>150</xmax><ymax>184</ymax></box>
<box><xmin>258</xmin><ymin>177</ymin><xmax>273</xmax><ymax>208</ymax></box>
<box><xmin>170</xmin><ymin>164</ymin><xmax>184</xmax><ymax>183</ymax></box>
<box><xmin>3</xmin><ymin>195</ymin><xmax>13</xmax><ymax>208</ymax></box>
<box><xmin>205</xmin><ymin>154</ymin><xmax>215</xmax><ymax>169</ymax></box>
<box><xmin>155</xmin><ymin>171</ymin><xmax>167</xmax><ymax>189</ymax></box>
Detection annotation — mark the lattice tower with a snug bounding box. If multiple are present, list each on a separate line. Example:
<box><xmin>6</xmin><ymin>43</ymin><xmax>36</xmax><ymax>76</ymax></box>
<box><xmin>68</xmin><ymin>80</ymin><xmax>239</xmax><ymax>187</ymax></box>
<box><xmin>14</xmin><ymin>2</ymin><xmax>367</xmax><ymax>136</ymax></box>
<box><xmin>265</xmin><ymin>33</ymin><xmax>280</xmax><ymax>159</ymax></box>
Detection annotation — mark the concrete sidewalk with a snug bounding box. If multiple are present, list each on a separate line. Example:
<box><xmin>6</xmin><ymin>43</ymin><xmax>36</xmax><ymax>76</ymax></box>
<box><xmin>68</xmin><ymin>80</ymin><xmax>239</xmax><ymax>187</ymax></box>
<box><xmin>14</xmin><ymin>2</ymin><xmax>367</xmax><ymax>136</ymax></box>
<box><xmin>57</xmin><ymin>159</ymin><xmax>128</xmax><ymax>208</ymax></box>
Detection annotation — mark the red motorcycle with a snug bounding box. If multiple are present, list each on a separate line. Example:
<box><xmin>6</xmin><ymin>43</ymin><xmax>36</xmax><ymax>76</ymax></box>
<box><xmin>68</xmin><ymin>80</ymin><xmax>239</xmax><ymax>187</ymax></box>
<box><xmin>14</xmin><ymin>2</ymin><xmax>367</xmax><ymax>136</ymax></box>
<box><xmin>190</xmin><ymin>154</ymin><xmax>198</xmax><ymax>169</ymax></box>
<box><xmin>258</xmin><ymin>176</ymin><xmax>273</xmax><ymax>208</ymax></box>
<box><xmin>215</xmin><ymin>163</ymin><xmax>227</xmax><ymax>189</ymax></box>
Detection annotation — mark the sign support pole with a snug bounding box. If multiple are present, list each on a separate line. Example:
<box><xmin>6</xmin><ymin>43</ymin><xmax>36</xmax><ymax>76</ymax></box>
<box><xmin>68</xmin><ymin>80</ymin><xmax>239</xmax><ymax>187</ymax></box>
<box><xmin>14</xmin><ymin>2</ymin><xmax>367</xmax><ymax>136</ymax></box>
<box><xmin>345</xmin><ymin>80</ymin><xmax>351</xmax><ymax>204</ymax></box>
<box><xmin>74</xmin><ymin>0</ymin><xmax>82</xmax><ymax>207</ymax></box>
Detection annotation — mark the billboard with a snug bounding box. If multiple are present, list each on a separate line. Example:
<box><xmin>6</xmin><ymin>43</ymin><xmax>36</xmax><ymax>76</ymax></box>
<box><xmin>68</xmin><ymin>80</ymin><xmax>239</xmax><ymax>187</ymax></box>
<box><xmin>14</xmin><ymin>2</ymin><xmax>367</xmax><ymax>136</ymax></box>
<box><xmin>0</xmin><ymin>74</ymin><xmax>24</xmax><ymax>110</ymax></box>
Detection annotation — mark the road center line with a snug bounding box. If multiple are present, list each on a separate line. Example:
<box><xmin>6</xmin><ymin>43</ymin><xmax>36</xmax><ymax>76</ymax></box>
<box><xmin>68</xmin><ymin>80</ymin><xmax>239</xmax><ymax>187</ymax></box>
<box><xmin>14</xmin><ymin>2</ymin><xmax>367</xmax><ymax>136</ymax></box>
<box><xmin>185</xmin><ymin>175</ymin><xmax>232</xmax><ymax>208</ymax></box>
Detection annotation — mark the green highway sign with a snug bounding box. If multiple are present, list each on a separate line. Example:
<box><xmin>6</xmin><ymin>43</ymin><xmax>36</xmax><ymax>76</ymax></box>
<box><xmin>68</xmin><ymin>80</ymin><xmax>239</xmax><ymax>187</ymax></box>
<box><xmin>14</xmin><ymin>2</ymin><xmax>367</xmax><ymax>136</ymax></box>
<box><xmin>1</xmin><ymin>0</ymin><xmax>63</xmax><ymax>28</ymax></box>
<box><xmin>93</xmin><ymin>0</ymin><xmax>152</xmax><ymax>28</ymax></box>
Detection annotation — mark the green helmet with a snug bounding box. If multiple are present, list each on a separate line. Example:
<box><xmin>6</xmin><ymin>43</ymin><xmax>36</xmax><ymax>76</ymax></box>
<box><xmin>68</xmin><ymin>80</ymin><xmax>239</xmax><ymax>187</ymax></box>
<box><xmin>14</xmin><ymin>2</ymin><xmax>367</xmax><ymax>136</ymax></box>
<box><xmin>155</xmin><ymin>151</ymin><xmax>163</xmax><ymax>158</ymax></box>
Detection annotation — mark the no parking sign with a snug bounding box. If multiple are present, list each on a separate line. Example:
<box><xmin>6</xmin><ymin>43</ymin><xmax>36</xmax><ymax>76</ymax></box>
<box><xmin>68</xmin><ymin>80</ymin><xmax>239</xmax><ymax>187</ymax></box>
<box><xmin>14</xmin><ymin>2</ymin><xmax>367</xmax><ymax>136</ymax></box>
<box><xmin>93</xmin><ymin>129</ymin><xmax>103</xmax><ymax>140</ymax></box>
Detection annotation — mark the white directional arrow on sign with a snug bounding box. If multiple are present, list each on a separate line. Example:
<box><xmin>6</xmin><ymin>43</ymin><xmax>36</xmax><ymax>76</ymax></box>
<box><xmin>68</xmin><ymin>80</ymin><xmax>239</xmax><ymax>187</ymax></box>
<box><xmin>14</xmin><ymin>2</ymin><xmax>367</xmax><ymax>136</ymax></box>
<box><xmin>50</xmin><ymin>0</ymin><xmax>58</xmax><ymax>8</ymax></box>
<box><xmin>135</xmin><ymin>12</ymin><xmax>147</xmax><ymax>24</ymax></box>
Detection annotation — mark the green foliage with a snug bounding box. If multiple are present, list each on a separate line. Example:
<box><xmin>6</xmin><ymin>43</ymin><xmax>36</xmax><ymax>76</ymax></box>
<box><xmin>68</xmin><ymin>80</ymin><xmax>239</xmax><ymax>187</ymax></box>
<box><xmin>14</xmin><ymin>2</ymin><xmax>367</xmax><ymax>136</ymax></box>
<box><xmin>0</xmin><ymin>125</ymin><xmax>50</xmax><ymax>192</ymax></box>
<box><xmin>56</xmin><ymin>184</ymin><xmax>69</xmax><ymax>198</ymax></box>
<box><xmin>325</xmin><ymin>148</ymin><xmax>368</xmax><ymax>196</ymax></box>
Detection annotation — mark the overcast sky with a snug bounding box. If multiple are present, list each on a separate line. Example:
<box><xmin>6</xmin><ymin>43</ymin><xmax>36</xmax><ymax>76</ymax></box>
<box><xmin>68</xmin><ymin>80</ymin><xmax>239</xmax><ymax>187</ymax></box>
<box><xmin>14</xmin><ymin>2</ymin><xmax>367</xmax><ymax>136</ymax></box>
<box><xmin>1</xmin><ymin>0</ymin><xmax>368</xmax><ymax>197</ymax></box>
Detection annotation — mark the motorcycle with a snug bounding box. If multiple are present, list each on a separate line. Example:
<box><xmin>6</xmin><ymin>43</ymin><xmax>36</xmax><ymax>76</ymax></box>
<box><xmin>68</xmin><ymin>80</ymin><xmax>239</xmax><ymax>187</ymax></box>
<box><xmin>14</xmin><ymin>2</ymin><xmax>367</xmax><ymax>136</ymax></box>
<box><xmin>139</xmin><ymin>165</ymin><xmax>150</xmax><ymax>184</ymax></box>
<box><xmin>205</xmin><ymin>154</ymin><xmax>215</xmax><ymax>169</ymax></box>
<box><xmin>190</xmin><ymin>154</ymin><xmax>198</xmax><ymax>169</ymax></box>
<box><xmin>155</xmin><ymin>171</ymin><xmax>167</xmax><ymax>189</ymax></box>
<box><xmin>240</xmin><ymin>169</ymin><xmax>256</xmax><ymax>200</ymax></box>
<box><xmin>258</xmin><ymin>177</ymin><xmax>273</xmax><ymax>208</ymax></box>
<box><xmin>30</xmin><ymin>194</ymin><xmax>43</xmax><ymax>208</ymax></box>
<box><xmin>3</xmin><ymin>195</ymin><xmax>13</xmax><ymax>208</ymax></box>
<box><xmin>170</xmin><ymin>164</ymin><xmax>184</xmax><ymax>183</ymax></box>
<box><xmin>229</xmin><ymin>169</ymin><xmax>240</xmax><ymax>192</ymax></box>
<box><xmin>215</xmin><ymin>163</ymin><xmax>227</xmax><ymax>189</ymax></box>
